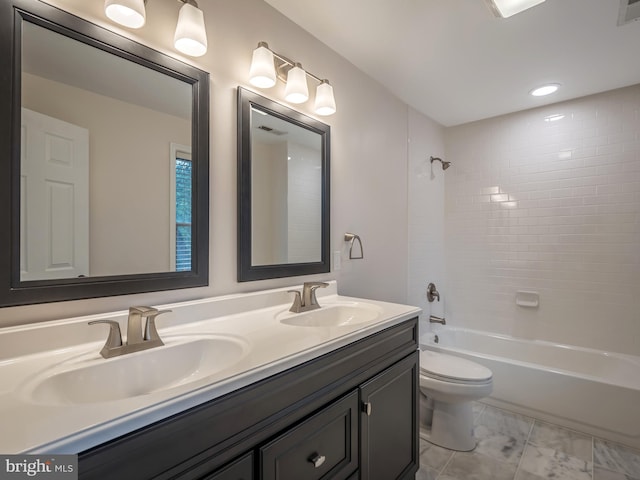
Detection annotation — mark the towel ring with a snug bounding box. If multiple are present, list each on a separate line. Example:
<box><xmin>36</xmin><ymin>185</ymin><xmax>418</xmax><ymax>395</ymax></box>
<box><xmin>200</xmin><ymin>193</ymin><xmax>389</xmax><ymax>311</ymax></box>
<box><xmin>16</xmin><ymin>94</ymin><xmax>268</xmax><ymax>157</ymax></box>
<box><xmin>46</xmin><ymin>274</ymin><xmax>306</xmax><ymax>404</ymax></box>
<box><xmin>344</xmin><ymin>233</ymin><xmax>364</xmax><ymax>259</ymax></box>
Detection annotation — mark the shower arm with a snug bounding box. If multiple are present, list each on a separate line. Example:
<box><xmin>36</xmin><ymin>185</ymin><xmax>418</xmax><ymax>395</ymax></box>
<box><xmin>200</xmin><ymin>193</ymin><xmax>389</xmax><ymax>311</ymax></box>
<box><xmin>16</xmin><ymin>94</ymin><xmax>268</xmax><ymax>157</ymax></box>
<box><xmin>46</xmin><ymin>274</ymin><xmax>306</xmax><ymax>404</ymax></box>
<box><xmin>430</xmin><ymin>156</ymin><xmax>451</xmax><ymax>170</ymax></box>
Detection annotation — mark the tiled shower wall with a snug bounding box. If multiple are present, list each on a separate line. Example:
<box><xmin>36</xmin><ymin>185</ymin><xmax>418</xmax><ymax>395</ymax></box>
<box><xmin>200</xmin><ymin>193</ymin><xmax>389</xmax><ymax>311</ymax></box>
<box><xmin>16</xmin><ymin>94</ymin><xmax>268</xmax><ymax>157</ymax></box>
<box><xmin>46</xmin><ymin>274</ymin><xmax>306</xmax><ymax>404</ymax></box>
<box><xmin>407</xmin><ymin>108</ymin><xmax>445</xmax><ymax>333</ymax></box>
<box><xmin>443</xmin><ymin>84</ymin><xmax>640</xmax><ymax>356</ymax></box>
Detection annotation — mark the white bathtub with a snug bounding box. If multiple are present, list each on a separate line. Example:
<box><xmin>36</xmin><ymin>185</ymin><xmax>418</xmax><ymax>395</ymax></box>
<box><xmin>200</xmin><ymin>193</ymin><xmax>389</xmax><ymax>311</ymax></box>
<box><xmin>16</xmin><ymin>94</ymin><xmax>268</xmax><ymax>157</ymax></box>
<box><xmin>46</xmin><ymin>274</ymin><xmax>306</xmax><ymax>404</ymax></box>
<box><xmin>422</xmin><ymin>326</ymin><xmax>640</xmax><ymax>449</ymax></box>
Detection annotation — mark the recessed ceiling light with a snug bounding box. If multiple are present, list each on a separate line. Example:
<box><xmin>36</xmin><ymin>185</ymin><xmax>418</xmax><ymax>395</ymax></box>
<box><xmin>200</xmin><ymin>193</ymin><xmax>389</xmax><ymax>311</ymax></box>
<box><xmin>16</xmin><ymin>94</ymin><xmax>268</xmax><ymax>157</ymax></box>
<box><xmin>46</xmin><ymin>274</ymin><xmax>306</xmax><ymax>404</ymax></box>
<box><xmin>486</xmin><ymin>0</ymin><xmax>546</xmax><ymax>18</ymax></box>
<box><xmin>530</xmin><ymin>84</ymin><xmax>560</xmax><ymax>97</ymax></box>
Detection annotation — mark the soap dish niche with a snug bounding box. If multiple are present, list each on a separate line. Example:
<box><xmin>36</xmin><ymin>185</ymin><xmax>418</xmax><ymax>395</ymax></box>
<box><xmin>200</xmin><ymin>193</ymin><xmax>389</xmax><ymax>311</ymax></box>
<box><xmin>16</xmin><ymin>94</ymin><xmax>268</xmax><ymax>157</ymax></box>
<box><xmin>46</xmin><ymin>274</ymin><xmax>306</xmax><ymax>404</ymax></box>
<box><xmin>515</xmin><ymin>290</ymin><xmax>539</xmax><ymax>308</ymax></box>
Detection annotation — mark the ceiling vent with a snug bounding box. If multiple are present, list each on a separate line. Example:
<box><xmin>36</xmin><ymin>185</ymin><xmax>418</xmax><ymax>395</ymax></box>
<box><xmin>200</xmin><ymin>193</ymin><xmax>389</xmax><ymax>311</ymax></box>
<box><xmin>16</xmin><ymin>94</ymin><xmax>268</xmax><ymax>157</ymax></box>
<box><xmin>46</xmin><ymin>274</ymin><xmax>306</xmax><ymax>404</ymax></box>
<box><xmin>256</xmin><ymin>125</ymin><xmax>287</xmax><ymax>135</ymax></box>
<box><xmin>618</xmin><ymin>0</ymin><xmax>640</xmax><ymax>25</ymax></box>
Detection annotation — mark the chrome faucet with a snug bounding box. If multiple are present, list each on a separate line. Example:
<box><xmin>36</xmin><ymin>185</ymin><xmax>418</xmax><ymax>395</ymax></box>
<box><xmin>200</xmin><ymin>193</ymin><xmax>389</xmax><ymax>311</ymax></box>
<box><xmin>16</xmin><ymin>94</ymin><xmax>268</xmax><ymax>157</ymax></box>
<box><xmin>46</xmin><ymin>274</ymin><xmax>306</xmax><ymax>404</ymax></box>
<box><xmin>429</xmin><ymin>315</ymin><xmax>446</xmax><ymax>325</ymax></box>
<box><xmin>288</xmin><ymin>282</ymin><xmax>329</xmax><ymax>313</ymax></box>
<box><xmin>89</xmin><ymin>306</ymin><xmax>171</xmax><ymax>358</ymax></box>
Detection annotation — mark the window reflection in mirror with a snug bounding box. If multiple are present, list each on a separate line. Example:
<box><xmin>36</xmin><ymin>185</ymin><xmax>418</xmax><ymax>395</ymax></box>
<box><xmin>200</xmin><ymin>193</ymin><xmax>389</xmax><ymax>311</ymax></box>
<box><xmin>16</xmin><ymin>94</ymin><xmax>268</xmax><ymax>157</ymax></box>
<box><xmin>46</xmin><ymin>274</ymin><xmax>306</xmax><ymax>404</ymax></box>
<box><xmin>0</xmin><ymin>0</ymin><xmax>209</xmax><ymax>307</ymax></box>
<box><xmin>20</xmin><ymin>21</ymin><xmax>192</xmax><ymax>280</ymax></box>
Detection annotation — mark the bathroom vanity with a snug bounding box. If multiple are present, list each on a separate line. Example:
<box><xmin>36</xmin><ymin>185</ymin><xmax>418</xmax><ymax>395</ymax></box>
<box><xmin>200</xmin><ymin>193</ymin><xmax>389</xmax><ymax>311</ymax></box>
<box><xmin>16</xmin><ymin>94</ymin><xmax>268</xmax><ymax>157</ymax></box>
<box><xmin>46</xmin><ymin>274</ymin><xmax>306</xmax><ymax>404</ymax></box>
<box><xmin>0</xmin><ymin>282</ymin><xmax>420</xmax><ymax>480</ymax></box>
<box><xmin>79</xmin><ymin>317</ymin><xmax>419</xmax><ymax>480</ymax></box>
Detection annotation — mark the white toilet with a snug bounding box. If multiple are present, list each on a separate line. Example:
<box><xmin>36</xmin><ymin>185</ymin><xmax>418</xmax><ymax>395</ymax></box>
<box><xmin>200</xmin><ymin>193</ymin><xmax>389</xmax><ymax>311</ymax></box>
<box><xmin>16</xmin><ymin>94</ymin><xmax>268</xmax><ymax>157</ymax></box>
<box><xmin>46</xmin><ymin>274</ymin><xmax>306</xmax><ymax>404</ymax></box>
<box><xmin>419</xmin><ymin>350</ymin><xmax>493</xmax><ymax>451</ymax></box>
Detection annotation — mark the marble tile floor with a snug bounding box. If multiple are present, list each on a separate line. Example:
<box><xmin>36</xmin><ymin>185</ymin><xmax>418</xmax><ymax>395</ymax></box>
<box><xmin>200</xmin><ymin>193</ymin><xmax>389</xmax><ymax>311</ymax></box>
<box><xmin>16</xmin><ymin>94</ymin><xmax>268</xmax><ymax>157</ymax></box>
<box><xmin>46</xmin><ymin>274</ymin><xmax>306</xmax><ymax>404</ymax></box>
<box><xmin>416</xmin><ymin>403</ymin><xmax>640</xmax><ymax>480</ymax></box>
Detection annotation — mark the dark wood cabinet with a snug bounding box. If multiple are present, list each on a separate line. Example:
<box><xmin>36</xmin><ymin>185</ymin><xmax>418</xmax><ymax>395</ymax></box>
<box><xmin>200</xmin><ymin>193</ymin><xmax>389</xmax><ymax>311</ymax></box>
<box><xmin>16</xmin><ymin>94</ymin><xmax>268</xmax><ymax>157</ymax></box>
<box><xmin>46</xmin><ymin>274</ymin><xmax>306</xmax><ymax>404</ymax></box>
<box><xmin>202</xmin><ymin>453</ymin><xmax>253</xmax><ymax>480</ymax></box>
<box><xmin>78</xmin><ymin>318</ymin><xmax>419</xmax><ymax>480</ymax></box>
<box><xmin>360</xmin><ymin>353</ymin><xmax>419</xmax><ymax>480</ymax></box>
<box><xmin>259</xmin><ymin>390</ymin><xmax>358</xmax><ymax>480</ymax></box>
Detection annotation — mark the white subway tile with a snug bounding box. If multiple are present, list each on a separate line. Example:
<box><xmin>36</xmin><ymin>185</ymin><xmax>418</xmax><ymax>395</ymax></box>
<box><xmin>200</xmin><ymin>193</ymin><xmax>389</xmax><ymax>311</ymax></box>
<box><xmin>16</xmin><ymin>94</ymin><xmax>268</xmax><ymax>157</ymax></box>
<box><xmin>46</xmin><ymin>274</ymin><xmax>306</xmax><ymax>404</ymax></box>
<box><xmin>441</xmin><ymin>84</ymin><xmax>640</xmax><ymax>356</ymax></box>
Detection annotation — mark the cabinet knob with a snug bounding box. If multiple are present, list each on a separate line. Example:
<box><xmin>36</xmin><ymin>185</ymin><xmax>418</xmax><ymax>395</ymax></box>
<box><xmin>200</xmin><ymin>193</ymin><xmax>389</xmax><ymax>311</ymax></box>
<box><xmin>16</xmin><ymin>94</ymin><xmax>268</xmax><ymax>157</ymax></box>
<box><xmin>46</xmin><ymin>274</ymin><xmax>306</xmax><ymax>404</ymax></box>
<box><xmin>363</xmin><ymin>401</ymin><xmax>372</xmax><ymax>416</ymax></box>
<box><xmin>308</xmin><ymin>453</ymin><xmax>326</xmax><ymax>468</ymax></box>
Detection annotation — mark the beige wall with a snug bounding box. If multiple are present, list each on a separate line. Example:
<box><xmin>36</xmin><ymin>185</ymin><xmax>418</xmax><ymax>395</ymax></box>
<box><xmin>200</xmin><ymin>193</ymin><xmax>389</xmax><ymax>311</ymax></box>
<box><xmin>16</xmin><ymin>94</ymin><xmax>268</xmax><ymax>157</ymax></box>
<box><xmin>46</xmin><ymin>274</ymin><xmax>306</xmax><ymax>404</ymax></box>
<box><xmin>251</xmin><ymin>142</ymin><xmax>288</xmax><ymax>265</ymax></box>
<box><xmin>22</xmin><ymin>73</ymin><xmax>190</xmax><ymax>276</ymax></box>
<box><xmin>1</xmin><ymin>0</ymin><xmax>444</xmax><ymax>325</ymax></box>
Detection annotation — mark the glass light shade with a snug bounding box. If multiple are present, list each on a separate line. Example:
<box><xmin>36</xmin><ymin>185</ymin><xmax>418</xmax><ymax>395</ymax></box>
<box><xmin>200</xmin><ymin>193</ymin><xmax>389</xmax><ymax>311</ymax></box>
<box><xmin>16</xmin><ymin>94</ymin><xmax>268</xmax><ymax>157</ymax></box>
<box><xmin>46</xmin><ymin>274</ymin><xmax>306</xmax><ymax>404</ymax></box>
<box><xmin>249</xmin><ymin>43</ymin><xmax>276</xmax><ymax>89</ymax></box>
<box><xmin>174</xmin><ymin>2</ymin><xmax>208</xmax><ymax>57</ymax></box>
<box><xmin>488</xmin><ymin>0</ymin><xmax>545</xmax><ymax>18</ymax></box>
<box><xmin>104</xmin><ymin>0</ymin><xmax>146</xmax><ymax>29</ymax></box>
<box><xmin>314</xmin><ymin>80</ymin><xmax>336</xmax><ymax>116</ymax></box>
<box><xmin>284</xmin><ymin>63</ymin><xmax>309</xmax><ymax>104</ymax></box>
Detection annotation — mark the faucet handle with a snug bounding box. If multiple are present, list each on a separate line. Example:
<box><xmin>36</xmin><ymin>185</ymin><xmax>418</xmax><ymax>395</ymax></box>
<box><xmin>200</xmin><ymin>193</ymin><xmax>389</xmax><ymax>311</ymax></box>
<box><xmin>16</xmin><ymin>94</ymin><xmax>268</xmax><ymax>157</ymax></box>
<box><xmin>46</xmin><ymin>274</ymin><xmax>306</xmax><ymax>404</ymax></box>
<box><xmin>426</xmin><ymin>283</ymin><xmax>440</xmax><ymax>303</ymax></box>
<box><xmin>143</xmin><ymin>310</ymin><xmax>171</xmax><ymax>343</ymax></box>
<box><xmin>287</xmin><ymin>290</ymin><xmax>302</xmax><ymax>313</ymax></box>
<box><xmin>88</xmin><ymin>320</ymin><xmax>123</xmax><ymax>358</ymax></box>
<box><xmin>130</xmin><ymin>306</ymin><xmax>158</xmax><ymax>316</ymax></box>
<box><xmin>304</xmin><ymin>282</ymin><xmax>329</xmax><ymax>307</ymax></box>
<box><xmin>304</xmin><ymin>281</ymin><xmax>329</xmax><ymax>289</ymax></box>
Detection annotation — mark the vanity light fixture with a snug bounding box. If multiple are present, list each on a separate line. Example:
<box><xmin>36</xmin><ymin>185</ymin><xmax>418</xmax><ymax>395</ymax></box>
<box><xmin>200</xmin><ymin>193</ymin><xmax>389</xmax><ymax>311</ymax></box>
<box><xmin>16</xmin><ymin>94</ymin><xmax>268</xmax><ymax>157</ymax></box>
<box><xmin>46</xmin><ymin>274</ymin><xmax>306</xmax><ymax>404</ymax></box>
<box><xmin>315</xmin><ymin>80</ymin><xmax>337</xmax><ymax>116</ymax></box>
<box><xmin>248</xmin><ymin>42</ymin><xmax>337</xmax><ymax>116</ymax></box>
<box><xmin>174</xmin><ymin>0</ymin><xmax>208</xmax><ymax>57</ymax></box>
<box><xmin>104</xmin><ymin>0</ymin><xmax>208</xmax><ymax>57</ymax></box>
<box><xmin>485</xmin><ymin>0</ymin><xmax>546</xmax><ymax>18</ymax></box>
<box><xmin>104</xmin><ymin>0</ymin><xmax>146</xmax><ymax>28</ymax></box>
<box><xmin>530</xmin><ymin>83</ymin><xmax>560</xmax><ymax>96</ymax></box>
<box><xmin>284</xmin><ymin>63</ymin><xmax>309</xmax><ymax>104</ymax></box>
<box><xmin>248</xmin><ymin>42</ymin><xmax>277</xmax><ymax>88</ymax></box>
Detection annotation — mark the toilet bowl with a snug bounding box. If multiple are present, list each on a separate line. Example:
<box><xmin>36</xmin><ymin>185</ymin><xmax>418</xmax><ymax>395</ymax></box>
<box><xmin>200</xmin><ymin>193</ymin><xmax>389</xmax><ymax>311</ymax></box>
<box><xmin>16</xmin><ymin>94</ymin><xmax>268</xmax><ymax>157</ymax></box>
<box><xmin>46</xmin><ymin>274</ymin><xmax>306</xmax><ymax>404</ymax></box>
<box><xmin>419</xmin><ymin>350</ymin><xmax>493</xmax><ymax>451</ymax></box>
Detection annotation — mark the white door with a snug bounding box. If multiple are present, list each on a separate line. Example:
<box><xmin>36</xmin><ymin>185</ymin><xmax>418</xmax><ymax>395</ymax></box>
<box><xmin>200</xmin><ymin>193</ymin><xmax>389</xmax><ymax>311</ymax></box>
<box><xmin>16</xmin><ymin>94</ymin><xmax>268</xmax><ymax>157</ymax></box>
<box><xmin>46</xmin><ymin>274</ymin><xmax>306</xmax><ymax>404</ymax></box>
<box><xmin>20</xmin><ymin>108</ymin><xmax>89</xmax><ymax>281</ymax></box>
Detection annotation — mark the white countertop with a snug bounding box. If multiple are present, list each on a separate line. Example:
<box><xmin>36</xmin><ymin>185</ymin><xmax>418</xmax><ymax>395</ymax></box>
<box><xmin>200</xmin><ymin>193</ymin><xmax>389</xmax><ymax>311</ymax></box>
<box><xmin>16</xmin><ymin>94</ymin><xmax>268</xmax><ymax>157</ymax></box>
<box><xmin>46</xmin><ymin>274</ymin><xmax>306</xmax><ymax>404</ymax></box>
<box><xmin>0</xmin><ymin>282</ymin><xmax>420</xmax><ymax>454</ymax></box>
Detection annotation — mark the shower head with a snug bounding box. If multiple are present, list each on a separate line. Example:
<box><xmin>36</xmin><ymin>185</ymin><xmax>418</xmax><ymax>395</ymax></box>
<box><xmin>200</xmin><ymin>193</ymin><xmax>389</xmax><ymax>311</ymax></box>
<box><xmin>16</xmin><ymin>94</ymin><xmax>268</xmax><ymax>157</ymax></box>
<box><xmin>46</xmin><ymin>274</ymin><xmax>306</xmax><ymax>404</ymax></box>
<box><xmin>430</xmin><ymin>156</ymin><xmax>452</xmax><ymax>171</ymax></box>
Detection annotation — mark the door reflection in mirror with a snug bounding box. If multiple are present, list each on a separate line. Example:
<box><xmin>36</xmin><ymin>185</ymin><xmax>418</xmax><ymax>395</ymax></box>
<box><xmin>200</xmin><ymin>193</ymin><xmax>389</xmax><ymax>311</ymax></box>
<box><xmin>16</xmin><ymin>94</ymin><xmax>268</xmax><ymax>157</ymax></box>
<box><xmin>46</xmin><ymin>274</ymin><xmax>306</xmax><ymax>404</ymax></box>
<box><xmin>20</xmin><ymin>21</ymin><xmax>192</xmax><ymax>279</ymax></box>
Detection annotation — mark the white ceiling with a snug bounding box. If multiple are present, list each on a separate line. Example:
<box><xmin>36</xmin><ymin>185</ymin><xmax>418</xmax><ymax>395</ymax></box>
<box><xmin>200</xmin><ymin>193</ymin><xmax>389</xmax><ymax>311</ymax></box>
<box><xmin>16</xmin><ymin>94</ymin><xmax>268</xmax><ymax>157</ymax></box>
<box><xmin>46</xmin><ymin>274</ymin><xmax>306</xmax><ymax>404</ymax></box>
<box><xmin>264</xmin><ymin>0</ymin><xmax>640</xmax><ymax>126</ymax></box>
<box><xmin>23</xmin><ymin>20</ymin><xmax>191</xmax><ymax>120</ymax></box>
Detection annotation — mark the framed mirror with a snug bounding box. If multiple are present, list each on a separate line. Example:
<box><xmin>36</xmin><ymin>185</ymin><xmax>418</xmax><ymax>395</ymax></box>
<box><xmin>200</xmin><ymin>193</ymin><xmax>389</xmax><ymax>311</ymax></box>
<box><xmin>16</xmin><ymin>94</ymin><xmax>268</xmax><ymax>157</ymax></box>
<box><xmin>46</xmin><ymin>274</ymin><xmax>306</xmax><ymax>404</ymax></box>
<box><xmin>0</xmin><ymin>0</ymin><xmax>209</xmax><ymax>307</ymax></box>
<box><xmin>237</xmin><ymin>88</ymin><xmax>330</xmax><ymax>281</ymax></box>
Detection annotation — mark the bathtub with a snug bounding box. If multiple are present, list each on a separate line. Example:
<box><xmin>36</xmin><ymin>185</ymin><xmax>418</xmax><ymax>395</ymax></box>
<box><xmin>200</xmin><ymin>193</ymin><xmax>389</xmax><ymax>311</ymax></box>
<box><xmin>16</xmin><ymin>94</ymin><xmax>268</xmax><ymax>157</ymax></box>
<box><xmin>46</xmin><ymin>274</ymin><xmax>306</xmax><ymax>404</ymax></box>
<box><xmin>421</xmin><ymin>326</ymin><xmax>640</xmax><ymax>449</ymax></box>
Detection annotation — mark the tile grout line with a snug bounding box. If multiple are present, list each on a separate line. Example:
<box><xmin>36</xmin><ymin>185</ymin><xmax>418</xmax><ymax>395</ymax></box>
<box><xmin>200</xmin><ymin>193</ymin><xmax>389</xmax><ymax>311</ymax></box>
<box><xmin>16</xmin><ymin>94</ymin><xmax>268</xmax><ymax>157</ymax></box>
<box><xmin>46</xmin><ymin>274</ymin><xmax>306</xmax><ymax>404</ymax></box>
<box><xmin>435</xmin><ymin>450</ymin><xmax>456</xmax><ymax>480</ymax></box>
<box><xmin>435</xmin><ymin>402</ymin><xmax>485</xmax><ymax>479</ymax></box>
<box><xmin>512</xmin><ymin>417</ymin><xmax>536</xmax><ymax>480</ymax></box>
<box><xmin>591</xmin><ymin>434</ymin><xmax>595</xmax><ymax>480</ymax></box>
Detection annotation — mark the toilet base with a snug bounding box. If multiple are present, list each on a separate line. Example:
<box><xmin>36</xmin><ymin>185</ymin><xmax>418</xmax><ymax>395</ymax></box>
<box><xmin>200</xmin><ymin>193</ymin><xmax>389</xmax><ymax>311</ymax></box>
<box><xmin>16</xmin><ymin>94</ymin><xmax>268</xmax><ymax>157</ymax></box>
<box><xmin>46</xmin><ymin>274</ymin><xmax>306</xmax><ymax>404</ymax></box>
<box><xmin>419</xmin><ymin>398</ymin><xmax>476</xmax><ymax>452</ymax></box>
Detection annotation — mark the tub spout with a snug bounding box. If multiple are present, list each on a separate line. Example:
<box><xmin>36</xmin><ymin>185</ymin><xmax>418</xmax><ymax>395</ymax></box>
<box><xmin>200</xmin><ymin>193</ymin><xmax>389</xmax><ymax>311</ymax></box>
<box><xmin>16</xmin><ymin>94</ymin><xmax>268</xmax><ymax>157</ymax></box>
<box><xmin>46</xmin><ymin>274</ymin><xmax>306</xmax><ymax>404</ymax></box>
<box><xmin>429</xmin><ymin>315</ymin><xmax>446</xmax><ymax>325</ymax></box>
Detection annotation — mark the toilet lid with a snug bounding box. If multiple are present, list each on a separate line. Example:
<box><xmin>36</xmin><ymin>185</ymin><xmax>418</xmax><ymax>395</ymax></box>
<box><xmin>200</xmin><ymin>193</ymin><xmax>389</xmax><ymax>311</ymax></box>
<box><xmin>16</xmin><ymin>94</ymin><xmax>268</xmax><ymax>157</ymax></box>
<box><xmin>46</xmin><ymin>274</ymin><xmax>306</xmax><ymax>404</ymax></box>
<box><xmin>420</xmin><ymin>350</ymin><xmax>492</xmax><ymax>383</ymax></box>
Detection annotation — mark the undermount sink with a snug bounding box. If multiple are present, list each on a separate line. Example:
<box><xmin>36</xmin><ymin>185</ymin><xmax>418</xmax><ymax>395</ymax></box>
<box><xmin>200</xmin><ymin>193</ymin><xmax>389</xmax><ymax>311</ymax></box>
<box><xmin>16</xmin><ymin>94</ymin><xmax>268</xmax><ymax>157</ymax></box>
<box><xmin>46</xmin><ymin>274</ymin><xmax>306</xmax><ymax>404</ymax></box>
<box><xmin>278</xmin><ymin>303</ymin><xmax>382</xmax><ymax>328</ymax></box>
<box><xmin>20</xmin><ymin>334</ymin><xmax>250</xmax><ymax>405</ymax></box>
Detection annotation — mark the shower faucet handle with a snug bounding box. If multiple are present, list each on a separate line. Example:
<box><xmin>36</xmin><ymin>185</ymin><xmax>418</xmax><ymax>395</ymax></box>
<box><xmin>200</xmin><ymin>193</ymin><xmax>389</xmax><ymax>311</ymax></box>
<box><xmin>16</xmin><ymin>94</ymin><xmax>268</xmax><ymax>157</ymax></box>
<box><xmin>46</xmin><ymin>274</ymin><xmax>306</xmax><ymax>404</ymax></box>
<box><xmin>426</xmin><ymin>283</ymin><xmax>440</xmax><ymax>302</ymax></box>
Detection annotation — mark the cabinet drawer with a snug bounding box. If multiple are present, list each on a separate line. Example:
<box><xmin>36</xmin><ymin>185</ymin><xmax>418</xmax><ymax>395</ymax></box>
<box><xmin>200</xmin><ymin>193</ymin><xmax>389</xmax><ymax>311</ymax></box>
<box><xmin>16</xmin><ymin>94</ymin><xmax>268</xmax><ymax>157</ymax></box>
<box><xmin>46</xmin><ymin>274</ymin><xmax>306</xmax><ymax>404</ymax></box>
<box><xmin>202</xmin><ymin>452</ymin><xmax>253</xmax><ymax>480</ymax></box>
<box><xmin>260</xmin><ymin>391</ymin><xmax>358</xmax><ymax>480</ymax></box>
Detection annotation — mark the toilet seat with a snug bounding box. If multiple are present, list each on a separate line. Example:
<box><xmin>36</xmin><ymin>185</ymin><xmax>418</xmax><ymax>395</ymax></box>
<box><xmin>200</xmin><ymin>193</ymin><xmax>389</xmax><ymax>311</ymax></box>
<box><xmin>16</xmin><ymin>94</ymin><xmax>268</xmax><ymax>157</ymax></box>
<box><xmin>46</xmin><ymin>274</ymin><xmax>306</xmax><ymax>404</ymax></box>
<box><xmin>419</xmin><ymin>350</ymin><xmax>492</xmax><ymax>385</ymax></box>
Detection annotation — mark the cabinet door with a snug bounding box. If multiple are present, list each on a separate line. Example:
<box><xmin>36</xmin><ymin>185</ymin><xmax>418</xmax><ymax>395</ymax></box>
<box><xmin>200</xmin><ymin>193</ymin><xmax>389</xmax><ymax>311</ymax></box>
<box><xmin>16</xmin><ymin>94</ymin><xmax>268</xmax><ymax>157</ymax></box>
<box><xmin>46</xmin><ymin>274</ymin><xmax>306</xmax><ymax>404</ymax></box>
<box><xmin>202</xmin><ymin>452</ymin><xmax>253</xmax><ymax>480</ymax></box>
<box><xmin>360</xmin><ymin>352</ymin><xmax>419</xmax><ymax>480</ymax></box>
<box><xmin>260</xmin><ymin>390</ymin><xmax>358</xmax><ymax>480</ymax></box>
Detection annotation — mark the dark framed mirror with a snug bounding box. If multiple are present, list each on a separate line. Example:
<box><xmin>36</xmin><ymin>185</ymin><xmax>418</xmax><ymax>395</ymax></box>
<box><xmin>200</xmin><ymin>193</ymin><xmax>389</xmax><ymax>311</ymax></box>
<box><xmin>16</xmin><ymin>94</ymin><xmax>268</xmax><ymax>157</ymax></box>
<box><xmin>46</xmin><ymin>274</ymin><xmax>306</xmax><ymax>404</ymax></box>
<box><xmin>237</xmin><ymin>88</ymin><xmax>330</xmax><ymax>281</ymax></box>
<box><xmin>0</xmin><ymin>0</ymin><xmax>210</xmax><ymax>307</ymax></box>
